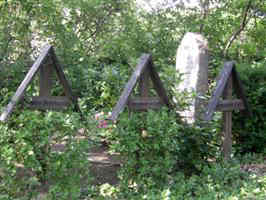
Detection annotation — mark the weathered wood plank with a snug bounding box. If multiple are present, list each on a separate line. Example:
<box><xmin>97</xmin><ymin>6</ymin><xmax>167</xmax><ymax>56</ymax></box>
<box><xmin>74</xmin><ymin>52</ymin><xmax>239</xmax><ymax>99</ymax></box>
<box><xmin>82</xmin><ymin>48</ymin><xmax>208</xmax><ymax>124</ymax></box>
<box><xmin>139</xmin><ymin>68</ymin><xmax>150</xmax><ymax>97</ymax></box>
<box><xmin>232</xmin><ymin>67</ymin><xmax>252</xmax><ymax>117</ymax></box>
<box><xmin>29</xmin><ymin>96</ymin><xmax>70</xmax><ymax>110</ymax></box>
<box><xmin>215</xmin><ymin>99</ymin><xmax>244</xmax><ymax>112</ymax></box>
<box><xmin>49</xmin><ymin>47</ymin><xmax>82</xmax><ymax>115</ymax></box>
<box><xmin>222</xmin><ymin>75</ymin><xmax>233</xmax><ymax>160</ymax></box>
<box><xmin>39</xmin><ymin>61</ymin><xmax>53</xmax><ymax>97</ymax></box>
<box><xmin>0</xmin><ymin>44</ymin><xmax>52</xmax><ymax>122</ymax></box>
<box><xmin>222</xmin><ymin>111</ymin><xmax>232</xmax><ymax>160</ymax></box>
<box><xmin>148</xmin><ymin>61</ymin><xmax>172</xmax><ymax>108</ymax></box>
<box><xmin>50</xmin><ymin>47</ymin><xmax>75</xmax><ymax>102</ymax></box>
<box><xmin>110</xmin><ymin>54</ymin><xmax>151</xmax><ymax>121</ymax></box>
<box><xmin>204</xmin><ymin>61</ymin><xmax>234</xmax><ymax>121</ymax></box>
<box><xmin>128</xmin><ymin>97</ymin><xmax>162</xmax><ymax>111</ymax></box>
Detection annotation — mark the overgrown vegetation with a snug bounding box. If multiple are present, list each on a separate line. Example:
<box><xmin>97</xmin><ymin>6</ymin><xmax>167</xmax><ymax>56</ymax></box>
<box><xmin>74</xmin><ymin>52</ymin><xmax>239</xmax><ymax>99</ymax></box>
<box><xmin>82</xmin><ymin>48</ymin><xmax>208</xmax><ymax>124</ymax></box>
<box><xmin>0</xmin><ymin>110</ymin><xmax>92</xmax><ymax>199</ymax></box>
<box><xmin>87</xmin><ymin>155</ymin><xmax>266</xmax><ymax>200</ymax></box>
<box><xmin>106</xmin><ymin>109</ymin><xmax>215</xmax><ymax>183</ymax></box>
<box><xmin>233</xmin><ymin>62</ymin><xmax>266</xmax><ymax>154</ymax></box>
<box><xmin>0</xmin><ymin>0</ymin><xmax>266</xmax><ymax>199</ymax></box>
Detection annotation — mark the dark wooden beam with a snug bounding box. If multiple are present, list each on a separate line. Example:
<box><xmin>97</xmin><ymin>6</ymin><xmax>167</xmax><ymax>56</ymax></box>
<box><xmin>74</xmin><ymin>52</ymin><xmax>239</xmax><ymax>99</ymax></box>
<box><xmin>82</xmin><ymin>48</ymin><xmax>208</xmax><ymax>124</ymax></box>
<box><xmin>148</xmin><ymin>60</ymin><xmax>172</xmax><ymax>109</ymax></box>
<box><xmin>50</xmin><ymin>47</ymin><xmax>76</xmax><ymax>102</ymax></box>
<box><xmin>0</xmin><ymin>44</ymin><xmax>52</xmax><ymax>122</ymax></box>
<box><xmin>49</xmin><ymin>47</ymin><xmax>82</xmax><ymax>115</ymax></box>
<box><xmin>29</xmin><ymin>96</ymin><xmax>70</xmax><ymax>110</ymax></box>
<box><xmin>232</xmin><ymin>67</ymin><xmax>252</xmax><ymax>117</ymax></box>
<box><xmin>222</xmin><ymin>75</ymin><xmax>233</xmax><ymax>160</ymax></box>
<box><xmin>215</xmin><ymin>99</ymin><xmax>245</xmax><ymax>112</ymax></box>
<box><xmin>204</xmin><ymin>61</ymin><xmax>235</xmax><ymax>121</ymax></box>
<box><xmin>39</xmin><ymin>61</ymin><xmax>53</xmax><ymax>97</ymax></box>
<box><xmin>110</xmin><ymin>54</ymin><xmax>151</xmax><ymax>121</ymax></box>
<box><xmin>139</xmin><ymin>68</ymin><xmax>150</xmax><ymax>97</ymax></box>
<box><xmin>128</xmin><ymin>97</ymin><xmax>162</xmax><ymax>111</ymax></box>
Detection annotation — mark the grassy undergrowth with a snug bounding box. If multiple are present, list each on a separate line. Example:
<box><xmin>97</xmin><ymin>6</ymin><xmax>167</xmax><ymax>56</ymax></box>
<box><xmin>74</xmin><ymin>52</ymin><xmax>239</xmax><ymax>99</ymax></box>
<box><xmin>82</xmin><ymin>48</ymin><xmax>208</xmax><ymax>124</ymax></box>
<box><xmin>83</xmin><ymin>154</ymin><xmax>266</xmax><ymax>200</ymax></box>
<box><xmin>0</xmin><ymin>109</ymin><xmax>265</xmax><ymax>199</ymax></box>
<box><xmin>83</xmin><ymin>109</ymin><xmax>266</xmax><ymax>200</ymax></box>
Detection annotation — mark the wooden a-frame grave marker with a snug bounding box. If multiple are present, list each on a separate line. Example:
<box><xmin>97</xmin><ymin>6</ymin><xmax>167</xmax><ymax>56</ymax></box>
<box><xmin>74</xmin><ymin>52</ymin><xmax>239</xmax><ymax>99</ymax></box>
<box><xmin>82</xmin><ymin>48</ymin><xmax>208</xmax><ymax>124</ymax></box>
<box><xmin>0</xmin><ymin>44</ymin><xmax>81</xmax><ymax>122</ymax></box>
<box><xmin>109</xmin><ymin>54</ymin><xmax>172</xmax><ymax>122</ymax></box>
<box><xmin>204</xmin><ymin>61</ymin><xmax>252</xmax><ymax>159</ymax></box>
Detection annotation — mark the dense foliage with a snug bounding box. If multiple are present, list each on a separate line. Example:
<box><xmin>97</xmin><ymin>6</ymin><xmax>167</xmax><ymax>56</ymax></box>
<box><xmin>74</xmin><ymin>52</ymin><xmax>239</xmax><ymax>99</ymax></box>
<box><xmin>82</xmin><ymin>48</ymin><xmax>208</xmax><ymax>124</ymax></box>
<box><xmin>89</xmin><ymin>156</ymin><xmax>266</xmax><ymax>200</ymax></box>
<box><xmin>0</xmin><ymin>110</ymin><xmax>92</xmax><ymax>199</ymax></box>
<box><xmin>0</xmin><ymin>0</ymin><xmax>266</xmax><ymax>199</ymax></box>
<box><xmin>107</xmin><ymin>109</ymin><xmax>216</xmax><ymax>184</ymax></box>
<box><xmin>233</xmin><ymin>62</ymin><xmax>266</xmax><ymax>154</ymax></box>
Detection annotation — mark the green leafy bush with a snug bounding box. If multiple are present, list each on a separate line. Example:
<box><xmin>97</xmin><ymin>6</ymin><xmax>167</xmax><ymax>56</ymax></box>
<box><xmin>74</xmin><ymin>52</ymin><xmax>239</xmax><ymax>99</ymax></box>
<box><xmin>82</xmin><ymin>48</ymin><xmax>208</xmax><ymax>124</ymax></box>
<box><xmin>233</xmin><ymin>62</ymin><xmax>266</xmax><ymax>154</ymax></box>
<box><xmin>84</xmin><ymin>155</ymin><xmax>266</xmax><ymax>200</ymax></box>
<box><xmin>0</xmin><ymin>110</ymin><xmax>92</xmax><ymax>199</ymax></box>
<box><xmin>105</xmin><ymin>108</ymin><xmax>216</xmax><ymax>188</ymax></box>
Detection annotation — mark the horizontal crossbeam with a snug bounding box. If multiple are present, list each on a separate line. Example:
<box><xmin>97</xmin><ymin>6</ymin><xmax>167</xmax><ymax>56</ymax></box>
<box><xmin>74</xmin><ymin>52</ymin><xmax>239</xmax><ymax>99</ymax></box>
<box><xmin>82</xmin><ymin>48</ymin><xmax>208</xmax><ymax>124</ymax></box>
<box><xmin>29</xmin><ymin>96</ymin><xmax>70</xmax><ymax>110</ymax></box>
<box><xmin>128</xmin><ymin>97</ymin><xmax>162</xmax><ymax>111</ymax></box>
<box><xmin>215</xmin><ymin>99</ymin><xmax>245</xmax><ymax>112</ymax></box>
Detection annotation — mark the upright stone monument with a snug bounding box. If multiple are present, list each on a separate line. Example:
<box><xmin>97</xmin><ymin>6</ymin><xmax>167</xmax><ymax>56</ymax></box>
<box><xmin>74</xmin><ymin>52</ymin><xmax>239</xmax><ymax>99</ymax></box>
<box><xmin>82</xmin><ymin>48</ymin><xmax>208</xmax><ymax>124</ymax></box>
<box><xmin>176</xmin><ymin>32</ymin><xmax>208</xmax><ymax>123</ymax></box>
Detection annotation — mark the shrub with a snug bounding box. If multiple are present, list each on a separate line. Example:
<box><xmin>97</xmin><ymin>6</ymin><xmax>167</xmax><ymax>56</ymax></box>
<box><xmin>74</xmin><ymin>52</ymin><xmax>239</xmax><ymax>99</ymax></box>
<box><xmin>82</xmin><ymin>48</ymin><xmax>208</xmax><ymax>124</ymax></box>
<box><xmin>105</xmin><ymin>108</ymin><xmax>216</xmax><ymax>187</ymax></box>
<box><xmin>84</xmin><ymin>154</ymin><xmax>266</xmax><ymax>200</ymax></box>
<box><xmin>0</xmin><ymin>110</ymin><xmax>92</xmax><ymax>199</ymax></box>
<box><xmin>233</xmin><ymin>62</ymin><xmax>266</xmax><ymax>154</ymax></box>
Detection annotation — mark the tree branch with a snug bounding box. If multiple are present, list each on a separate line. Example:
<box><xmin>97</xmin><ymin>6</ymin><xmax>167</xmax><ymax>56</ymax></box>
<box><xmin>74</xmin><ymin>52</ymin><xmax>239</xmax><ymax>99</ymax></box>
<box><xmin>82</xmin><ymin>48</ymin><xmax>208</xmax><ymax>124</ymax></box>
<box><xmin>223</xmin><ymin>0</ymin><xmax>252</xmax><ymax>57</ymax></box>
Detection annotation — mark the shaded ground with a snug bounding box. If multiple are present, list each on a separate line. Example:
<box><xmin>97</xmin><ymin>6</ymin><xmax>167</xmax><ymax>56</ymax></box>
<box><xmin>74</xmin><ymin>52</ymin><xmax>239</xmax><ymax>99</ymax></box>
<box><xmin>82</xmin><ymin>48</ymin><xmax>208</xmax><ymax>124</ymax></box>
<box><xmin>87</xmin><ymin>144</ymin><xmax>121</xmax><ymax>185</ymax></box>
<box><xmin>52</xmin><ymin>142</ymin><xmax>121</xmax><ymax>185</ymax></box>
<box><xmin>88</xmin><ymin>146</ymin><xmax>266</xmax><ymax>184</ymax></box>
<box><xmin>50</xmin><ymin>129</ymin><xmax>122</xmax><ymax>186</ymax></box>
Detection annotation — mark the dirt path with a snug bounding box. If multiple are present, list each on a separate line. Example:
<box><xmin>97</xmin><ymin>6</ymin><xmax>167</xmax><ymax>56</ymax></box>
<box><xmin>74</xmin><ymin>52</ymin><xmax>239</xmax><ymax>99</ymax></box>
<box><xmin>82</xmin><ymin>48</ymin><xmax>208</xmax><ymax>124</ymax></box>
<box><xmin>50</xmin><ymin>130</ymin><xmax>122</xmax><ymax>185</ymax></box>
<box><xmin>88</xmin><ymin>144</ymin><xmax>121</xmax><ymax>185</ymax></box>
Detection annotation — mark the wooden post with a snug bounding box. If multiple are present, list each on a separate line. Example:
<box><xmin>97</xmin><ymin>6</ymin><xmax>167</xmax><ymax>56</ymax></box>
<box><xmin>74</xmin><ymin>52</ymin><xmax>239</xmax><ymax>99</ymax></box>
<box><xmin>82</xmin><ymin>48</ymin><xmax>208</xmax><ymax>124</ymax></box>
<box><xmin>222</xmin><ymin>75</ymin><xmax>233</xmax><ymax>160</ymax></box>
<box><xmin>139</xmin><ymin>68</ymin><xmax>150</xmax><ymax>97</ymax></box>
<box><xmin>39</xmin><ymin>61</ymin><xmax>53</xmax><ymax>97</ymax></box>
<box><xmin>203</xmin><ymin>61</ymin><xmax>251</xmax><ymax>160</ymax></box>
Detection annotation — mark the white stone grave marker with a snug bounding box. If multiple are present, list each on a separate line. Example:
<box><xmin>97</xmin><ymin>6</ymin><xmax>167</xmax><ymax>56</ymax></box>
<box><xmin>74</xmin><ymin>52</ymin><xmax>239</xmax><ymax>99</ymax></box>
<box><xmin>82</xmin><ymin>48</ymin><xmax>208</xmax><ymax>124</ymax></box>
<box><xmin>176</xmin><ymin>32</ymin><xmax>208</xmax><ymax>123</ymax></box>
